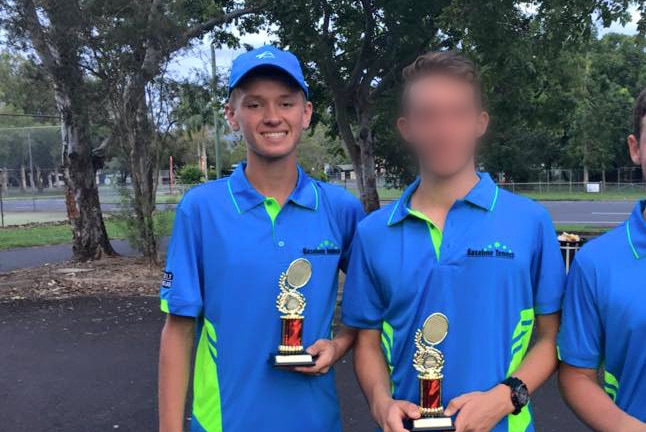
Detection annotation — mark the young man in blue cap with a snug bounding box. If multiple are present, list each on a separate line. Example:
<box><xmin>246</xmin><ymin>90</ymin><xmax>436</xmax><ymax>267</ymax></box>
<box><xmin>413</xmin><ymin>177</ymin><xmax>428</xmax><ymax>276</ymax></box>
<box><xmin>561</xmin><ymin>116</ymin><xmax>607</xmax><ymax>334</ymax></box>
<box><xmin>342</xmin><ymin>52</ymin><xmax>565</xmax><ymax>432</ymax></box>
<box><xmin>158</xmin><ymin>46</ymin><xmax>364</xmax><ymax>432</ymax></box>
<box><xmin>557</xmin><ymin>88</ymin><xmax>646</xmax><ymax>432</ymax></box>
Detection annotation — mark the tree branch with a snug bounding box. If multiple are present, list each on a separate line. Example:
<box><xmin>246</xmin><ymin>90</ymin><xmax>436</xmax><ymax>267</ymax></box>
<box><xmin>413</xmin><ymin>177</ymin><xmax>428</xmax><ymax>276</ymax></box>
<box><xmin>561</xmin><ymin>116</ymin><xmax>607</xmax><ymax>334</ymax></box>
<box><xmin>348</xmin><ymin>0</ymin><xmax>375</xmax><ymax>88</ymax></box>
<box><xmin>177</xmin><ymin>6</ymin><xmax>258</xmax><ymax>50</ymax></box>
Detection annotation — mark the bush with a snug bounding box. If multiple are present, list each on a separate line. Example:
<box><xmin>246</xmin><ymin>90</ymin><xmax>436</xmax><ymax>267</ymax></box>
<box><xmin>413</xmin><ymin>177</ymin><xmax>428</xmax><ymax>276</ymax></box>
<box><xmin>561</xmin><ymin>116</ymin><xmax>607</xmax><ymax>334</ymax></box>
<box><xmin>177</xmin><ymin>164</ymin><xmax>204</xmax><ymax>185</ymax></box>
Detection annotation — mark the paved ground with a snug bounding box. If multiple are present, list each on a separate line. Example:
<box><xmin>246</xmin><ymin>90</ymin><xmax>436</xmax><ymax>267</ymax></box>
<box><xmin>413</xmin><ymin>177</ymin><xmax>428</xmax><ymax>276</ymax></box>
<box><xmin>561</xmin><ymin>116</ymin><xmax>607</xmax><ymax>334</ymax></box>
<box><xmin>0</xmin><ymin>296</ymin><xmax>588</xmax><ymax>432</ymax></box>
<box><xmin>0</xmin><ymin>238</ymin><xmax>170</xmax><ymax>273</ymax></box>
<box><xmin>541</xmin><ymin>200</ymin><xmax>634</xmax><ymax>225</ymax></box>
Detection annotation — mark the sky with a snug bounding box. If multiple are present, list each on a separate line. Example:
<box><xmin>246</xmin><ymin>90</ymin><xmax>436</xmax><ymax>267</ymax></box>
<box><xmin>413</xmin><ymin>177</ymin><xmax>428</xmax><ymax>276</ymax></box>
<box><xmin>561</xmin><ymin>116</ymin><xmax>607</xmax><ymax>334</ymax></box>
<box><xmin>168</xmin><ymin>7</ymin><xmax>642</xmax><ymax>81</ymax></box>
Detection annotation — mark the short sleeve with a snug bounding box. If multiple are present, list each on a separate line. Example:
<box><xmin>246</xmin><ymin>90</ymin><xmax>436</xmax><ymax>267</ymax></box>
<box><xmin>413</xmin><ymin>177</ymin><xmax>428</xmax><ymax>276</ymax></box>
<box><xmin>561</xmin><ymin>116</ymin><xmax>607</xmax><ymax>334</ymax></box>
<box><xmin>160</xmin><ymin>201</ymin><xmax>203</xmax><ymax>317</ymax></box>
<box><xmin>531</xmin><ymin>210</ymin><xmax>566</xmax><ymax>315</ymax></box>
<box><xmin>337</xmin><ymin>197</ymin><xmax>366</xmax><ymax>273</ymax></box>
<box><xmin>557</xmin><ymin>258</ymin><xmax>603</xmax><ymax>369</ymax></box>
<box><xmin>341</xmin><ymin>227</ymin><xmax>384</xmax><ymax>329</ymax></box>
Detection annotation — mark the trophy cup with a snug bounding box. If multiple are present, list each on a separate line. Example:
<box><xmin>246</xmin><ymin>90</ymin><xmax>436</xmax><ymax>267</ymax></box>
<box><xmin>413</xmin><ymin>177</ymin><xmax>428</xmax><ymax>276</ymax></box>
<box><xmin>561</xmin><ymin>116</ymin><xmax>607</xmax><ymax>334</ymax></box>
<box><xmin>272</xmin><ymin>258</ymin><xmax>316</xmax><ymax>367</ymax></box>
<box><xmin>411</xmin><ymin>313</ymin><xmax>455</xmax><ymax>431</ymax></box>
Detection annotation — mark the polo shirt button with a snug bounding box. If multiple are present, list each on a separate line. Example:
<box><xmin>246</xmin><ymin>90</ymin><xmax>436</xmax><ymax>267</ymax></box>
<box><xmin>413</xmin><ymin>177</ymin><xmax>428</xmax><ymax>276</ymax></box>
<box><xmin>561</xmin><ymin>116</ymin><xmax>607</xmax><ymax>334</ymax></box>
<box><xmin>278</xmin><ymin>240</ymin><xmax>286</xmax><ymax>247</ymax></box>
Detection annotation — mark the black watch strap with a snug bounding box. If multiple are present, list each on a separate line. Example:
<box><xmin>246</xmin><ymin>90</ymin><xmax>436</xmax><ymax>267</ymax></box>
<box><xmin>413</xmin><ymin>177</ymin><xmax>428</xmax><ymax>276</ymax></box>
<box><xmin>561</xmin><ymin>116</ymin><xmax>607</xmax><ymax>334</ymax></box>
<box><xmin>502</xmin><ymin>376</ymin><xmax>529</xmax><ymax>415</ymax></box>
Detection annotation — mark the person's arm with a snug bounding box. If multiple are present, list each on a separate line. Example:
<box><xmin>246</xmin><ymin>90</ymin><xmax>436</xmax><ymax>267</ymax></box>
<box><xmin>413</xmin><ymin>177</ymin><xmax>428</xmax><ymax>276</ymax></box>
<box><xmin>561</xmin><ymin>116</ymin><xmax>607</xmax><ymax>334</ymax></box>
<box><xmin>354</xmin><ymin>329</ymin><xmax>420</xmax><ymax>432</ymax></box>
<box><xmin>159</xmin><ymin>315</ymin><xmax>195</xmax><ymax>432</ymax></box>
<box><xmin>558</xmin><ymin>364</ymin><xmax>646</xmax><ymax>432</ymax></box>
<box><xmin>444</xmin><ymin>313</ymin><xmax>560</xmax><ymax>432</ymax></box>
<box><xmin>446</xmin><ymin>210</ymin><xmax>566</xmax><ymax>432</ymax></box>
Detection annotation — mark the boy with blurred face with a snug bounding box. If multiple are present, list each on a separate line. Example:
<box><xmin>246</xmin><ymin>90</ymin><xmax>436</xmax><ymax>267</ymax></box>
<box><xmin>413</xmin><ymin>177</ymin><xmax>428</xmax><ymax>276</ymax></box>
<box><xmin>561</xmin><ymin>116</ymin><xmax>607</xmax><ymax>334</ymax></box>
<box><xmin>342</xmin><ymin>51</ymin><xmax>565</xmax><ymax>432</ymax></box>
<box><xmin>158</xmin><ymin>46</ymin><xmax>363</xmax><ymax>432</ymax></box>
<box><xmin>557</xmin><ymin>88</ymin><xmax>646</xmax><ymax>432</ymax></box>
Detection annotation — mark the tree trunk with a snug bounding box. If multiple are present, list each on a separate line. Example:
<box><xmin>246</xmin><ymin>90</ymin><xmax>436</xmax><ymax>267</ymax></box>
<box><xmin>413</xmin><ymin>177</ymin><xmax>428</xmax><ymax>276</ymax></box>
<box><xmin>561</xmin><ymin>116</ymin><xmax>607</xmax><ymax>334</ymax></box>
<box><xmin>333</xmin><ymin>98</ymin><xmax>381</xmax><ymax>212</ymax></box>
<box><xmin>36</xmin><ymin>166</ymin><xmax>43</xmax><ymax>192</ymax></box>
<box><xmin>18</xmin><ymin>0</ymin><xmax>115</xmax><ymax>261</ymax></box>
<box><xmin>20</xmin><ymin>165</ymin><xmax>27</xmax><ymax>191</ymax></box>
<box><xmin>60</xmin><ymin>105</ymin><xmax>117</xmax><ymax>260</ymax></box>
<box><xmin>583</xmin><ymin>165</ymin><xmax>589</xmax><ymax>184</ymax></box>
<box><xmin>121</xmin><ymin>85</ymin><xmax>160</xmax><ymax>264</ymax></box>
<box><xmin>1</xmin><ymin>168</ymin><xmax>7</xmax><ymax>191</ymax></box>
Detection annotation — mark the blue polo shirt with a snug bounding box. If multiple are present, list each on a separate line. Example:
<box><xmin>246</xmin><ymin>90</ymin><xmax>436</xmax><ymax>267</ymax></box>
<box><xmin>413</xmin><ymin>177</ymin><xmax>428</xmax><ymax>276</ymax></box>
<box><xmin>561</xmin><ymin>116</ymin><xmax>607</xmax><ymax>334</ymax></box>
<box><xmin>342</xmin><ymin>173</ymin><xmax>565</xmax><ymax>432</ymax></box>
<box><xmin>161</xmin><ymin>163</ymin><xmax>364</xmax><ymax>432</ymax></box>
<box><xmin>558</xmin><ymin>201</ymin><xmax>646</xmax><ymax>421</ymax></box>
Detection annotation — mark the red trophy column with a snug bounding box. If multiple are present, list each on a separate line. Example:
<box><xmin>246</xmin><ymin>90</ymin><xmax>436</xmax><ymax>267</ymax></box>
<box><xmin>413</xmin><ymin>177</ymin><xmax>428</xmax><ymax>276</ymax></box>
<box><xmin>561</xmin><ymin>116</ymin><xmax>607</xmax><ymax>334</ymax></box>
<box><xmin>281</xmin><ymin>316</ymin><xmax>304</xmax><ymax>351</ymax></box>
<box><xmin>420</xmin><ymin>378</ymin><xmax>442</xmax><ymax>412</ymax></box>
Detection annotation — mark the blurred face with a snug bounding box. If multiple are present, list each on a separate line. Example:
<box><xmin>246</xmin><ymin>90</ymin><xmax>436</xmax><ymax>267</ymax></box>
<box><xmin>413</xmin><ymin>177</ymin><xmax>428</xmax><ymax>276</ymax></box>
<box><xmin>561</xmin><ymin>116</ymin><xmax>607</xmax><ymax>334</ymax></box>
<box><xmin>397</xmin><ymin>74</ymin><xmax>489</xmax><ymax>178</ymax></box>
<box><xmin>225</xmin><ymin>76</ymin><xmax>312</xmax><ymax>161</ymax></box>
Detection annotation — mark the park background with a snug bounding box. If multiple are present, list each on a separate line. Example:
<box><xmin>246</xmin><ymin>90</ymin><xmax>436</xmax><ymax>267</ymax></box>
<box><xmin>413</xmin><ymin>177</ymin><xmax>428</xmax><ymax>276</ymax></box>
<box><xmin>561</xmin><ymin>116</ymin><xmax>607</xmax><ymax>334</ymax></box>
<box><xmin>0</xmin><ymin>0</ymin><xmax>644</xmax><ymax>431</ymax></box>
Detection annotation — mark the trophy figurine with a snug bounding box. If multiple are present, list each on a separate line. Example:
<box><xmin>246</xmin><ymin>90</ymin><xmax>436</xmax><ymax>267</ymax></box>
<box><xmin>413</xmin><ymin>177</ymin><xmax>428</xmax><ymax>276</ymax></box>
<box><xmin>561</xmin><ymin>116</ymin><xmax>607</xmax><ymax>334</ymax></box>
<box><xmin>411</xmin><ymin>313</ymin><xmax>455</xmax><ymax>431</ymax></box>
<box><xmin>272</xmin><ymin>258</ymin><xmax>316</xmax><ymax>367</ymax></box>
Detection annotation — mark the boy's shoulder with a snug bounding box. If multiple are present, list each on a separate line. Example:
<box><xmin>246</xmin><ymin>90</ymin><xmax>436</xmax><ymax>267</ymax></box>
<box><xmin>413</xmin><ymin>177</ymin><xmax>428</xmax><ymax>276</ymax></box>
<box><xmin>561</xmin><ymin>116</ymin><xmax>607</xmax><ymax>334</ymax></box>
<box><xmin>356</xmin><ymin>201</ymin><xmax>398</xmax><ymax>235</ymax></box>
<box><xmin>177</xmin><ymin>178</ymin><xmax>230</xmax><ymax>213</ymax></box>
<box><xmin>574</xmin><ymin>223</ymin><xmax>627</xmax><ymax>270</ymax></box>
<box><xmin>496</xmin><ymin>187</ymin><xmax>551</xmax><ymax>220</ymax></box>
<box><xmin>314</xmin><ymin>180</ymin><xmax>363</xmax><ymax>211</ymax></box>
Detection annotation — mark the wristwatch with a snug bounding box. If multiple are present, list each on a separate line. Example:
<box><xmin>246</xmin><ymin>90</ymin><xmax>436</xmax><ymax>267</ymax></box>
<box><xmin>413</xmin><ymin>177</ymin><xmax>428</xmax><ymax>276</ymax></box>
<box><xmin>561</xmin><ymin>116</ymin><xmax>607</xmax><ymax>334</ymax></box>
<box><xmin>502</xmin><ymin>376</ymin><xmax>530</xmax><ymax>415</ymax></box>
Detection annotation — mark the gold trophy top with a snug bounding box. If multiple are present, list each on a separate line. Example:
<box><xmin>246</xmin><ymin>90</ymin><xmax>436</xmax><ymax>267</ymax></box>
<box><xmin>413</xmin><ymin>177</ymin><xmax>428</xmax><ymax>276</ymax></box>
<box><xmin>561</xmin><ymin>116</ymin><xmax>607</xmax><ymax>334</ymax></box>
<box><xmin>413</xmin><ymin>313</ymin><xmax>449</xmax><ymax>380</ymax></box>
<box><xmin>276</xmin><ymin>258</ymin><xmax>312</xmax><ymax>317</ymax></box>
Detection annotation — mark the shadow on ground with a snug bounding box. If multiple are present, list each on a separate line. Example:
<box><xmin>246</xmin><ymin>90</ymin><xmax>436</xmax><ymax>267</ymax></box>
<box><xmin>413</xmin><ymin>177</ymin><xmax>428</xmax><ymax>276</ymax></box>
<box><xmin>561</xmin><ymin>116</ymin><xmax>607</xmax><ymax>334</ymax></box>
<box><xmin>0</xmin><ymin>296</ymin><xmax>587</xmax><ymax>432</ymax></box>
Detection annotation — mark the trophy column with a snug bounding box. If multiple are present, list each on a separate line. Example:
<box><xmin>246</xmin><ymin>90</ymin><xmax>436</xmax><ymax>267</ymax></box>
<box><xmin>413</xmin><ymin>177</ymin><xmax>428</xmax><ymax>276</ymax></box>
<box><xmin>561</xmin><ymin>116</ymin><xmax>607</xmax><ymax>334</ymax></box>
<box><xmin>280</xmin><ymin>315</ymin><xmax>304</xmax><ymax>353</ymax></box>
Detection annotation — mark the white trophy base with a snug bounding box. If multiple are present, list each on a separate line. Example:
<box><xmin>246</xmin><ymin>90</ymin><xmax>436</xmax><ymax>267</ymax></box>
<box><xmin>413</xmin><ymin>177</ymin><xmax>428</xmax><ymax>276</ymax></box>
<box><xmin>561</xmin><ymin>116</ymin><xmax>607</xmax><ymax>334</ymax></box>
<box><xmin>273</xmin><ymin>353</ymin><xmax>315</xmax><ymax>367</ymax></box>
<box><xmin>412</xmin><ymin>416</ymin><xmax>455</xmax><ymax>431</ymax></box>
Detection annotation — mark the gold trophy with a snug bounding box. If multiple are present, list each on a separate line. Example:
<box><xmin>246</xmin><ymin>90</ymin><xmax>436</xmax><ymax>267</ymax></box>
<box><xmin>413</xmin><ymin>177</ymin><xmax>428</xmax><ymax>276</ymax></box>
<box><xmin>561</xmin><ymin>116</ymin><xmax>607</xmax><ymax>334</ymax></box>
<box><xmin>272</xmin><ymin>258</ymin><xmax>316</xmax><ymax>367</ymax></box>
<box><xmin>412</xmin><ymin>313</ymin><xmax>455</xmax><ymax>431</ymax></box>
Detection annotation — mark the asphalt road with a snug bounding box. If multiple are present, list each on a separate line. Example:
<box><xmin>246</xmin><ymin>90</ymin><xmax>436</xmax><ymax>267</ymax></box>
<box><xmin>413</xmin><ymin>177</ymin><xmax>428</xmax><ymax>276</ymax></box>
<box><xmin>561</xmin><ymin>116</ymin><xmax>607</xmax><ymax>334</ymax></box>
<box><xmin>541</xmin><ymin>200</ymin><xmax>634</xmax><ymax>225</ymax></box>
<box><xmin>0</xmin><ymin>238</ymin><xmax>170</xmax><ymax>273</ymax></box>
<box><xmin>0</xmin><ymin>296</ymin><xmax>588</xmax><ymax>432</ymax></box>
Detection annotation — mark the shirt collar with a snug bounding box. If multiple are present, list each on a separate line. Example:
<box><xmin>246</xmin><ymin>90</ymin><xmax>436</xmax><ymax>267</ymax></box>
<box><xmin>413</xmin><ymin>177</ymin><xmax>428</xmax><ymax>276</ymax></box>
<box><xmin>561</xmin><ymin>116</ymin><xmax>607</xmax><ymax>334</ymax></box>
<box><xmin>387</xmin><ymin>172</ymin><xmax>499</xmax><ymax>226</ymax></box>
<box><xmin>227</xmin><ymin>162</ymin><xmax>318</xmax><ymax>214</ymax></box>
<box><xmin>626</xmin><ymin>200</ymin><xmax>646</xmax><ymax>260</ymax></box>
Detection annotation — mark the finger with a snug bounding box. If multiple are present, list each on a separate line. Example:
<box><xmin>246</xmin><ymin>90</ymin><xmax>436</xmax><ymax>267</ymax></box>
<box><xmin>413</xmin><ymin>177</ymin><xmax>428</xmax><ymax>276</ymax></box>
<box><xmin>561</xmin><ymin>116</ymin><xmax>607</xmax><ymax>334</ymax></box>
<box><xmin>305</xmin><ymin>339</ymin><xmax>328</xmax><ymax>356</ymax></box>
<box><xmin>402</xmin><ymin>402</ymin><xmax>421</xmax><ymax>420</ymax></box>
<box><xmin>445</xmin><ymin>393</ymin><xmax>473</xmax><ymax>416</ymax></box>
<box><xmin>453</xmin><ymin>412</ymin><xmax>466</xmax><ymax>432</ymax></box>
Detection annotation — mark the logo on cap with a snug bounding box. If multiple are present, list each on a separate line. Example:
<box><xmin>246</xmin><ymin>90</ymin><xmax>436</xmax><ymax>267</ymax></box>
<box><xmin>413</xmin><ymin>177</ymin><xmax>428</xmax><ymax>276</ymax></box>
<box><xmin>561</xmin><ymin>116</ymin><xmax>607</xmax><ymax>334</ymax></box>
<box><xmin>256</xmin><ymin>50</ymin><xmax>276</xmax><ymax>60</ymax></box>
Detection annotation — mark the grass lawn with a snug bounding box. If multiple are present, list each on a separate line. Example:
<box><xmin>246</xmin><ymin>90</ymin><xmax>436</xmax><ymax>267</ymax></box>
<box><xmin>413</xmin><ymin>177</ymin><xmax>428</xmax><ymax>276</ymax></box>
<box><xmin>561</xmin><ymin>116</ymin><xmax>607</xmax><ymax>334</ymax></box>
<box><xmin>0</xmin><ymin>211</ymin><xmax>175</xmax><ymax>250</ymax></box>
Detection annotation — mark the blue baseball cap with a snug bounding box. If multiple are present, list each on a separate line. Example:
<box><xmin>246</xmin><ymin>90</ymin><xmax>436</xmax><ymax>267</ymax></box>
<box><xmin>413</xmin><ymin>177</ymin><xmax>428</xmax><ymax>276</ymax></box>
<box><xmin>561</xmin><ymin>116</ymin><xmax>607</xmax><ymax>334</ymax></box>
<box><xmin>228</xmin><ymin>45</ymin><xmax>309</xmax><ymax>98</ymax></box>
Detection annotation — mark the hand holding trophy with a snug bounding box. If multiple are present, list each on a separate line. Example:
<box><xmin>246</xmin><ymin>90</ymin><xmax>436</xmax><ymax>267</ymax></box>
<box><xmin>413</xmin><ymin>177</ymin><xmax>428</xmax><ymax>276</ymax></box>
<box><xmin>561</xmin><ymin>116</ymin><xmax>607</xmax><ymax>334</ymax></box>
<box><xmin>411</xmin><ymin>313</ymin><xmax>455</xmax><ymax>431</ymax></box>
<box><xmin>272</xmin><ymin>258</ymin><xmax>317</xmax><ymax>367</ymax></box>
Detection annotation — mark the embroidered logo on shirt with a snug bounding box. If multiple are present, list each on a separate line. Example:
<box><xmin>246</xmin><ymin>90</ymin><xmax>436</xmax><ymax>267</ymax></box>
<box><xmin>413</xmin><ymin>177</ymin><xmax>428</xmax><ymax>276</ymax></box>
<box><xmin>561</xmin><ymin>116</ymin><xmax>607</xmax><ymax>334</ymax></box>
<box><xmin>303</xmin><ymin>239</ymin><xmax>341</xmax><ymax>256</ymax></box>
<box><xmin>467</xmin><ymin>241</ymin><xmax>515</xmax><ymax>259</ymax></box>
<box><xmin>161</xmin><ymin>271</ymin><xmax>173</xmax><ymax>289</ymax></box>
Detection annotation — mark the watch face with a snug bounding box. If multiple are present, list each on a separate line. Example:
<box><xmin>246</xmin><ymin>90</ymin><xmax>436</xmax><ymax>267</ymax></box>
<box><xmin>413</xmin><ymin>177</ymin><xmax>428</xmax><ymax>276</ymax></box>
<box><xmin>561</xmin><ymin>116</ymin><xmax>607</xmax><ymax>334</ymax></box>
<box><xmin>514</xmin><ymin>385</ymin><xmax>530</xmax><ymax>406</ymax></box>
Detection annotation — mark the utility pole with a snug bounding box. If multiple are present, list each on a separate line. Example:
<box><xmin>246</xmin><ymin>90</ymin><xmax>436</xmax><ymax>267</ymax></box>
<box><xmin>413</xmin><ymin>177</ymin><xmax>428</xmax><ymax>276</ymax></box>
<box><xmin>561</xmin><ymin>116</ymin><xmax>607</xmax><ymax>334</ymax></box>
<box><xmin>211</xmin><ymin>42</ymin><xmax>222</xmax><ymax>179</ymax></box>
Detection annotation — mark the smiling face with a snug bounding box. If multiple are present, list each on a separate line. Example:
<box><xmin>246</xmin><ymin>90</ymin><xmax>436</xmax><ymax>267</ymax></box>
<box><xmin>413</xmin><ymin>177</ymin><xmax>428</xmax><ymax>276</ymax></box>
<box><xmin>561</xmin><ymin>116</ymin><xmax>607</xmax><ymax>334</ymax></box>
<box><xmin>225</xmin><ymin>70</ymin><xmax>312</xmax><ymax>162</ymax></box>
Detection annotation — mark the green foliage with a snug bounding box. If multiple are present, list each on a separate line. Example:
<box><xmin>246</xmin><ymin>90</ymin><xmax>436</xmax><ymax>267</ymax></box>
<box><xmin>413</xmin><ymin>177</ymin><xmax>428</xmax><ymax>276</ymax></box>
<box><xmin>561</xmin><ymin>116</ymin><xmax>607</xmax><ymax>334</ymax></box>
<box><xmin>177</xmin><ymin>164</ymin><xmax>205</xmax><ymax>185</ymax></box>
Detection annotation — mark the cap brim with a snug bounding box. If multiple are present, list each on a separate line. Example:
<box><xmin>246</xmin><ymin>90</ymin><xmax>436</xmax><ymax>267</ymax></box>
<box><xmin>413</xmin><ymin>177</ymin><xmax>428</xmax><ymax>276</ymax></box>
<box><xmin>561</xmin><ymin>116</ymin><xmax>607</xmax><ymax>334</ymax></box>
<box><xmin>229</xmin><ymin>64</ymin><xmax>309</xmax><ymax>98</ymax></box>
